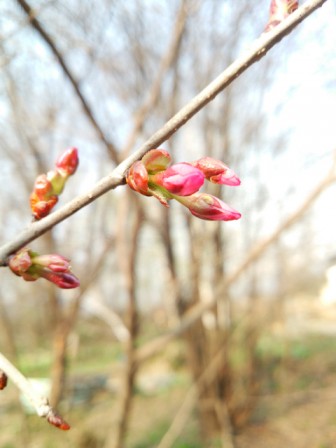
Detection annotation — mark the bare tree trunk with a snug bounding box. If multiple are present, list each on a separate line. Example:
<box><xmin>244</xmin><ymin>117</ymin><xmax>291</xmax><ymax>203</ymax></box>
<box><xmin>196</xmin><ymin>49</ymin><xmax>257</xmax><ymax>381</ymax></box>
<box><xmin>0</xmin><ymin>296</ymin><xmax>18</xmax><ymax>360</ymax></box>
<box><xmin>107</xmin><ymin>193</ymin><xmax>143</xmax><ymax>448</ymax></box>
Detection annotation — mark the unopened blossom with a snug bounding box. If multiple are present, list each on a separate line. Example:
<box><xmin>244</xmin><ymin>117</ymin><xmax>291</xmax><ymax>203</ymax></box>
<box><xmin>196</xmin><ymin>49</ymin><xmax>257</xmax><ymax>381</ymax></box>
<box><xmin>8</xmin><ymin>248</ymin><xmax>80</xmax><ymax>289</ymax></box>
<box><xmin>174</xmin><ymin>192</ymin><xmax>241</xmax><ymax>221</ymax></box>
<box><xmin>126</xmin><ymin>148</ymin><xmax>241</xmax><ymax>222</ymax></box>
<box><xmin>152</xmin><ymin>163</ymin><xmax>205</xmax><ymax>196</ymax></box>
<box><xmin>265</xmin><ymin>0</ymin><xmax>299</xmax><ymax>32</ymax></box>
<box><xmin>30</xmin><ymin>148</ymin><xmax>79</xmax><ymax>219</ymax></box>
<box><xmin>30</xmin><ymin>174</ymin><xmax>59</xmax><ymax>219</ymax></box>
<box><xmin>192</xmin><ymin>157</ymin><xmax>241</xmax><ymax>186</ymax></box>
<box><xmin>55</xmin><ymin>147</ymin><xmax>79</xmax><ymax>177</ymax></box>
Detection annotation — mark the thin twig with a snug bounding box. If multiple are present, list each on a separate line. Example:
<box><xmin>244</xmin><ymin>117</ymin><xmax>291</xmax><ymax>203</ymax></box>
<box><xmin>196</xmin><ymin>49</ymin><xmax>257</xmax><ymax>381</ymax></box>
<box><xmin>0</xmin><ymin>0</ymin><xmax>328</xmax><ymax>264</ymax></box>
<box><xmin>120</xmin><ymin>0</ymin><xmax>188</xmax><ymax>158</ymax></box>
<box><xmin>0</xmin><ymin>352</ymin><xmax>70</xmax><ymax>430</ymax></box>
<box><xmin>157</xmin><ymin>347</ymin><xmax>230</xmax><ymax>448</ymax></box>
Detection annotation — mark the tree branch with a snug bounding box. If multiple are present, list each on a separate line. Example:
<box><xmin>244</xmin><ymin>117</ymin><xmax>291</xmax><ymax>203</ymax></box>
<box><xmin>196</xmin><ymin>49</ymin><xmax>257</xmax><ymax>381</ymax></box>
<box><xmin>120</xmin><ymin>0</ymin><xmax>188</xmax><ymax>158</ymax></box>
<box><xmin>0</xmin><ymin>0</ymin><xmax>328</xmax><ymax>264</ymax></box>
<box><xmin>0</xmin><ymin>352</ymin><xmax>70</xmax><ymax>429</ymax></box>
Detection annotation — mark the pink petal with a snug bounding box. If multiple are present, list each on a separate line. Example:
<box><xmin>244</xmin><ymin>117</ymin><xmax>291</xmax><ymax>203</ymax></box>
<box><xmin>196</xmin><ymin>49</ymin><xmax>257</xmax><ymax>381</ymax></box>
<box><xmin>153</xmin><ymin>163</ymin><xmax>204</xmax><ymax>196</ymax></box>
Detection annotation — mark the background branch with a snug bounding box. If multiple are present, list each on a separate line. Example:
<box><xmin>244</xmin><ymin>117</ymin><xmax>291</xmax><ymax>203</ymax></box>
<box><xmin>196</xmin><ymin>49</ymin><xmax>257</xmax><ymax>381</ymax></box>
<box><xmin>136</xmin><ymin>160</ymin><xmax>336</xmax><ymax>364</ymax></box>
<box><xmin>15</xmin><ymin>0</ymin><xmax>119</xmax><ymax>162</ymax></box>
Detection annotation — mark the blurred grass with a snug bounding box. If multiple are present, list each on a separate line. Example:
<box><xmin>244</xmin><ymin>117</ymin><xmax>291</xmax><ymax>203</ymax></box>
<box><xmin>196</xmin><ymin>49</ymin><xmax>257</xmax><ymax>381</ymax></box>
<box><xmin>3</xmin><ymin>322</ymin><xmax>336</xmax><ymax>447</ymax></box>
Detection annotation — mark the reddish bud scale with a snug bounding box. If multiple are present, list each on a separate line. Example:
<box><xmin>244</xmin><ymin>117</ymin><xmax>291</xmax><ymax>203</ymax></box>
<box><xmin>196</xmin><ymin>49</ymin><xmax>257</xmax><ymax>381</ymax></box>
<box><xmin>56</xmin><ymin>147</ymin><xmax>79</xmax><ymax>176</ymax></box>
<box><xmin>126</xmin><ymin>161</ymin><xmax>150</xmax><ymax>196</ymax></box>
<box><xmin>0</xmin><ymin>371</ymin><xmax>8</xmax><ymax>390</ymax></box>
<box><xmin>47</xmin><ymin>412</ymin><xmax>71</xmax><ymax>430</ymax></box>
<box><xmin>30</xmin><ymin>193</ymin><xmax>58</xmax><ymax>220</ymax></box>
<box><xmin>142</xmin><ymin>148</ymin><xmax>171</xmax><ymax>173</ymax></box>
<box><xmin>265</xmin><ymin>0</ymin><xmax>299</xmax><ymax>31</ymax></box>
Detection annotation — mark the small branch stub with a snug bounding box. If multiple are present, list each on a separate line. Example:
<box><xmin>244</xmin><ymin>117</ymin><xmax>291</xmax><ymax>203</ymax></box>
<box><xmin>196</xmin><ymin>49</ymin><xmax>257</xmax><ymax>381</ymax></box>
<box><xmin>0</xmin><ymin>352</ymin><xmax>70</xmax><ymax>430</ymax></box>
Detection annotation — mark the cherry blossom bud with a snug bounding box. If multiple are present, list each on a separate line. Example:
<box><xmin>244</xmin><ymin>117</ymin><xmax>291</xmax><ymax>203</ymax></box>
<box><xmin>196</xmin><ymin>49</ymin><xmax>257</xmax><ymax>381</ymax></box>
<box><xmin>265</xmin><ymin>0</ymin><xmax>299</xmax><ymax>32</ymax></box>
<box><xmin>126</xmin><ymin>161</ymin><xmax>150</xmax><ymax>196</ymax></box>
<box><xmin>8</xmin><ymin>249</ymin><xmax>80</xmax><ymax>289</ymax></box>
<box><xmin>152</xmin><ymin>163</ymin><xmax>205</xmax><ymax>196</ymax></box>
<box><xmin>126</xmin><ymin>149</ymin><xmax>241</xmax><ymax>222</ymax></box>
<box><xmin>55</xmin><ymin>147</ymin><xmax>79</xmax><ymax>177</ymax></box>
<box><xmin>192</xmin><ymin>157</ymin><xmax>241</xmax><ymax>186</ymax></box>
<box><xmin>175</xmin><ymin>192</ymin><xmax>241</xmax><ymax>221</ymax></box>
<box><xmin>40</xmin><ymin>271</ymin><xmax>80</xmax><ymax>289</ymax></box>
<box><xmin>142</xmin><ymin>149</ymin><xmax>171</xmax><ymax>173</ymax></box>
<box><xmin>31</xmin><ymin>254</ymin><xmax>71</xmax><ymax>273</ymax></box>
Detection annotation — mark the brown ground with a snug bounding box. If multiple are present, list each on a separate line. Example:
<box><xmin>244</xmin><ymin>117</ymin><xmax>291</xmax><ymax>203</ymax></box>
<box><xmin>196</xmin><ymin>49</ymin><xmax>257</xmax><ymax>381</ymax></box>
<box><xmin>236</xmin><ymin>387</ymin><xmax>336</xmax><ymax>448</ymax></box>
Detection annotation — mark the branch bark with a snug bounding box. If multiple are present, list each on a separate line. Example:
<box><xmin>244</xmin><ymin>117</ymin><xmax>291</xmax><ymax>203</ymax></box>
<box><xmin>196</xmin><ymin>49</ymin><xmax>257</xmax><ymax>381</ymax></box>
<box><xmin>0</xmin><ymin>0</ymin><xmax>328</xmax><ymax>264</ymax></box>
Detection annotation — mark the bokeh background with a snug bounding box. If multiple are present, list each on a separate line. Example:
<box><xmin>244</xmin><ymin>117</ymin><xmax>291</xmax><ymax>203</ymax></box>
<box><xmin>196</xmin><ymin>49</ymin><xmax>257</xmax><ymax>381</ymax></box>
<box><xmin>1</xmin><ymin>1</ymin><xmax>336</xmax><ymax>447</ymax></box>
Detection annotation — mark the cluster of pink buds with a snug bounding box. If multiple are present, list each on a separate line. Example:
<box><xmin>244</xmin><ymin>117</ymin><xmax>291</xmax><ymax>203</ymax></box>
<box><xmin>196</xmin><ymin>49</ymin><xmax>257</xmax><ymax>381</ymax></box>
<box><xmin>30</xmin><ymin>147</ymin><xmax>79</xmax><ymax>220</ymax></box>
<box><xmin>8</xmin><ymin>248</ymin><xmax>80</xmax><ymax>289</ymax></box>
<box><xmin>264</xmin><ymin>0</ymin><xmax>299</xmax><ymax>32</ymax></box>
<box><xmin>126</xmin><ymin>149</ymin><xmax>241</xmax><ymax>221</ymax></box>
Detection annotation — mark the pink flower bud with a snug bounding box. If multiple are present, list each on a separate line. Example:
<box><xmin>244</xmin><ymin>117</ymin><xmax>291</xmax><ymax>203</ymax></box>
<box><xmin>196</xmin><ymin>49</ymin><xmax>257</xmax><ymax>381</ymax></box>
<box><xmin>40</xmin><ymin>271</ymin><xmax>80</xmax><ymax>289</ymax></box>
<box><xmin>152</xmin><ymin>163</ymin><xmax>205</xmax><ymax>196</ymax></box>
<box><xmin>126</xmin><ymin>161</ymin><xmax>150</xmax><ymax>196</ymax></box>
<box><xmin>55</xmin><ymin>147</ymin><xmax>79</xmax><ymax>176</ymax></box>
<box><xmin>265</xmin><ymin>0</ymin><xmax>299</xmax><ymax>32</ymax></box>
<box><xmin>175</xmin><ymin>192</ymin><xmax>241</xmax><ymax>221</ymax></box>
<box><xmin>192</xmin><ymin>157</ymin><xmax>240</xmax><ymax>186</ymax></box>
<box><xmin>142</xmin><ymin>149</ymin><xmax>171</xmax><ymax>173</ymax></box>
<box><xmin>8</xmin><ymin>248</ymin><xmax>80</xmax><ymax>289</ymax></box>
